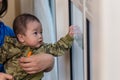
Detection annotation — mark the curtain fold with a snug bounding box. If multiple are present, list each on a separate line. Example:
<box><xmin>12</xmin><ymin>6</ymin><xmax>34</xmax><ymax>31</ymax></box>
<box><xmin>71</xmin><ymin>0</ymin><xmax>83</xmax><ymax>11</ymax></box>
<box><xmin>34</xmin><ymin>0</ymin><xmax>57</xmax><ymax>80</ymax></box>
<box><xmin>34</xmin><ymin>0</ymin><xmax>55</xmax><ymax>43</ymax></box>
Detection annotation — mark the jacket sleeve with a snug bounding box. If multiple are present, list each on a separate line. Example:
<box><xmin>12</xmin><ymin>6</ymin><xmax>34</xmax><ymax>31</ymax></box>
<box><xmin>4</xmin><ymin>25</ymin><xmax>15</xmax><ymax>37</ymax></box>
<box><xmin>0</xmin><ymin>23</ymin><xmax>15</xmax><ymax>46</ymax></box>
<box><xmin>0</xmin><ymin>43</ymin><xmax>9</xmax><ymax>64</ymax></box>
<box><xmin>0</xmin><ymin>36</ymin><xmax>20</xmax><ymax>64</ymax></box>
<box><xmin>44</xmin><ymin>34</ymin><xmax>74</xmax><ymax>56</ymax></box>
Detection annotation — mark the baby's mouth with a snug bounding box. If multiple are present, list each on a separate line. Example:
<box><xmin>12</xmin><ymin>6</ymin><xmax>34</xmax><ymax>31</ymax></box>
<box><xmin>39</xmin><ymin>40</ymin><xmax>43</xmax><ymax>44</ymax></box>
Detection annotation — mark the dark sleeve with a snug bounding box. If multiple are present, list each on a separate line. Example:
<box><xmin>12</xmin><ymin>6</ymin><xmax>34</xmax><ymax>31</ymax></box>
<box><xmin>4</xmin><ymin>26</ymin><xmax>15</xmax><ymax>37</ymax></box>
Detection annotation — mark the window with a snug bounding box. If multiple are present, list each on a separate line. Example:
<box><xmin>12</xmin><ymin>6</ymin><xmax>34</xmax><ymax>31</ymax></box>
<box><xmin>69</xmin><ymin>1</ymin><xmax>84</xmax><ymax>80</ymax></box>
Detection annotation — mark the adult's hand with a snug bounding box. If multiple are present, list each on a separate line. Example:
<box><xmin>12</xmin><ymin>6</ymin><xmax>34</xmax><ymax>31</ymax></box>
<box><xmin>0</xmin><ymin>73</ymin><xmax>14</xmax><ymax>80</ymax></box>
<box><xmin>19</xmin><ymin>53</ymin><xmax>54</xmax><ymax>74</ymax></box>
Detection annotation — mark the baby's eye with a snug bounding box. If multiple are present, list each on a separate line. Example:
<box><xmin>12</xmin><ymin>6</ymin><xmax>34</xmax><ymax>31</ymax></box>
<box><xmin>34</xmin><ymin>32</ymin><xmax>38</xmax><ymax>35</ymax></box>
<box><xmin>40</xmin><ymin>32</ymin><xmax>42</xmax><ymax>34</ymax></box>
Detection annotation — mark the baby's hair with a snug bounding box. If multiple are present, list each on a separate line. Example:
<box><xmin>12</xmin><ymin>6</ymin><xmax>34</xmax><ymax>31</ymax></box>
<box><xmin>13</xmin><ymin>13</ymin><xmax>41</xmax><ymax>36</ymax></box>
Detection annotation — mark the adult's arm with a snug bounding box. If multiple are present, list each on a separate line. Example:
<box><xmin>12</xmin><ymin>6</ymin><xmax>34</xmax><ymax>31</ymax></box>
<box><xmin>0</xmin><ymin>22</ymin><xmax>15</xmax><ymax>47</ymax></box>
<box><xmin>19</xmin><ymin>53</ymin><xmax>54</xmax><ymax>74</ymax></box>
<box><xmin>0</xmin><ymin>73</ymin><xmax>14</xmax><ymax>80</ymax></box>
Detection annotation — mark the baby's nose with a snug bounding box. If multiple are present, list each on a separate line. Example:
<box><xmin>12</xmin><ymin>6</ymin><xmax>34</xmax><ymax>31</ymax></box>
<box><xmin>38</xmin><ymin>33</ymin><xmax>42</xmax><ymax>38</ymax></box>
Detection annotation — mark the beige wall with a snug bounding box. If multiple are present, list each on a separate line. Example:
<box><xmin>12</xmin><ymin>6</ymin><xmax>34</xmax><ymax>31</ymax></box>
<box><xmin>1</xmin><ymin>0</ymin><xmax>16</xmax><ymax>27</ymax></box>
<box><xmin>1</xmin><ymin>0</ymin><xmax>33</xmax><ymax>28</ymax></box>
<box><xmin>20</xmin><ymin>0</ymin><xmax>34</xmax><ymax>14</ymax></box>
<box><xmin>86</xmin><ymin>0</ymin><xmax>120</xmax><ymax>80</ymax></box>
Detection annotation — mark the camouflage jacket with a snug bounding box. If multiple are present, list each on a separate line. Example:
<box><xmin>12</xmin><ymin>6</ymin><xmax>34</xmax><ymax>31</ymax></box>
<box><xmin>0</xmin><ymin>34</ymin><xmax>73</xmax><ymax>80</ymax></box>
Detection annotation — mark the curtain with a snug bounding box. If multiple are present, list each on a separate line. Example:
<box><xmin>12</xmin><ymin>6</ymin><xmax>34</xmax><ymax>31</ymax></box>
<box><xmin>34</xmin><ymin>0</ymin><xmax>55</xmax><ymax>42</ymax></box>
<box><xmin>71</xmin><ymin>0</ymin><xmax>83</xmax><ymax>11</ymax></box>
<box><xmin>34</xmin><ymin>0</ymin><xmax>58</xmax><ymax>80</ymax></box>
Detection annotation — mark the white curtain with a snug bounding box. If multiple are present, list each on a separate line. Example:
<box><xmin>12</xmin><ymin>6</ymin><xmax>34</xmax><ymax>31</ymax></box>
<box><xmin>71</xmin><ymin>0</ymin><xmax>83</xmax><ymax>11</ymax></box>
<box><xmin>34</xmin><ymin>0</ymin><xmax>55</xmax><ymax>42</ymax></box>
<box><xmin>34</xmin><ymin>0</ymin><xmax>58</xmax><ymax>80</ymax></box>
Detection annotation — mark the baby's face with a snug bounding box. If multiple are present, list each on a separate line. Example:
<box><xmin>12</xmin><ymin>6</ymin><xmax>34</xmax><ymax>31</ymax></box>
<box><xmin>23</xmin><ymin>21</ymin><xmax>43</xmax><ymax>48</ymax></box>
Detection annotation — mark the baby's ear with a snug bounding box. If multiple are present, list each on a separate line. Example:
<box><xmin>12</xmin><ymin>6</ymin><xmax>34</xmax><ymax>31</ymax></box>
<box><xmin>17</xmin><ymin>34</ymin><xmax>25</xmax><ymax>43</ymax></box>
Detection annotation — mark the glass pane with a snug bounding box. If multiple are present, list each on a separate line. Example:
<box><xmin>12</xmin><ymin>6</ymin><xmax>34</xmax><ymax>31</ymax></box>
<box><xmin>70</xmin><ymin>1</ymin><xmax>84</xmax><ymax>80</ymax></box>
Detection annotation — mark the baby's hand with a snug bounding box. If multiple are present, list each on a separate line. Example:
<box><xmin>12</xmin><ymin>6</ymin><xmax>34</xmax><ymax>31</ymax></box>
<box><xmin>68</xmin><ymin>25</ymin><xmax>81</xmax><ymax>37</ymax></box>
<box><xmin>68</xmin><ymin>25</ymin><xmax>74</xmax><ymax>37</ymax></box>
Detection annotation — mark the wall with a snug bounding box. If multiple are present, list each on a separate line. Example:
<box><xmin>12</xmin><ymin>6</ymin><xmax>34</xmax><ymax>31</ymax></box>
<box><xmin>20</xmin><ymin>0</ymin><xmax>34</xmax><ymax>14</ymax></box>
<box><xmin>1</xmin><ymin>0</ymin><xmax>33</xmax><ymax>27</ymax></box>
<box><xmin>86</xmin><ymin>0</ymin><xmax>120</xmax><ymax>80</ymax></box>
<box><xmin>1</xmin><ymin>0</ymin><xmax>16</xmax><ymax>27</ymax></box>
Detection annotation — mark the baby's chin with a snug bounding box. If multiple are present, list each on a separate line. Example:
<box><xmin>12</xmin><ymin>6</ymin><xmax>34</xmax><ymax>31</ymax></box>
<box><xmin>35</xmin><ymin>43</ymin><xmax>42</xmax><ymax>48</ymax></box>
<box><xmin>30</xmin><ymin>42</ymin><xmax>43</xmax><ymax>48</ymax></box>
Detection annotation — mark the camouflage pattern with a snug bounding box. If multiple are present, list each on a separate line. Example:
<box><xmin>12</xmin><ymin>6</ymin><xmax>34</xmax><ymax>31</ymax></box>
<box><xmin>0</xmin><ymin>34</ymin><xmax>73</xmax><ymax>80</ymax></box>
